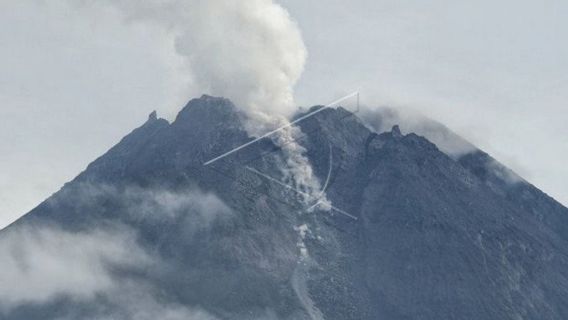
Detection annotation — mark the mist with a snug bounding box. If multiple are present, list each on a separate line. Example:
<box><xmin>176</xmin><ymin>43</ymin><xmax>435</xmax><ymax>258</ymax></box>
<box><xmin>0</xmin><ymin>224</ymin><xmax>150</xmax><ymax>309</ymax></box>
<box><xmin>0</xmin><ymin>184</ymin><xmax>236</xmax><ymax>319</ymax></box>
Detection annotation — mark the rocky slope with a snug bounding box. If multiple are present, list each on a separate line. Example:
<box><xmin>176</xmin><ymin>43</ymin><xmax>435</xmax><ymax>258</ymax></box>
<box><xmin>2</xmin><ymin>95</ymin><xmax>568</xmax><ymax>320</ymax></box>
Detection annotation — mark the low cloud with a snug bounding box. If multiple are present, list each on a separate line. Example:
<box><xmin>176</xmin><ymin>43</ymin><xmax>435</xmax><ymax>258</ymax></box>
<box><xmin>58</xmin><ymin>281</ymin><xmax>221</xmax><ymax>320</ymax></box>
<box><xmin>50</xmin><ymin>183</ymin><xmax>234</xmax><ymax>234</ymax></box>
<box><xmin>0</xmin><ymin>222</ymin><xmax>221</xmax><ymax>319</ymax></box>
<box><xmin>121</xmin><ymin>186</ymin><xmax>233</xmax><ymax>226</ymax></box>
<box><xmin>487</xmin><ymin>157</ymin><xmax>524</xmax><ymax>185</ymax></box>
<box><xmin>360</xmin><ymin>106</ymin><xmax>477</xmax><ymax>158</ymax></box>
<box><xmin>0</xmin><ymin>224</ymin><xmax>150</xmax><ymax>309</ymax></box>
<box><xmin>0</xmin><ymin>185</ymin><xmax>234</xmax><ymax>319</ymax></box>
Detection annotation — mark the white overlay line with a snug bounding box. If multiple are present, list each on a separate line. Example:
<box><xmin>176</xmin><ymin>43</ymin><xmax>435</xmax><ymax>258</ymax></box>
<box><xmin>245</xmin><ymin>166</ymin><xmax>358</xmax><ymax>221</ymax></box>
<box><xmin>203</xmin><ymin>91</ymin><xmax>359</xmax><ymax>166</ymax></box>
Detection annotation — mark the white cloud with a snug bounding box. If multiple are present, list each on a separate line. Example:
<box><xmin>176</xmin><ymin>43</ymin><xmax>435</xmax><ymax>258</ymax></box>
<box><xmin>0</xmin><ymin>224</ymin><xmax>150</xmax><ymax>309</ymax></box>
<box><xmin>0</xmin><ymin>185</ymin><xmax>234</xmax><ymax>318</ymax></box>
<box><xmin>359</xmin><ymin>106</ymin><xmax>477</xmax><ymax>158</ymax></box>
<box><xmin>123</xmin><ymin>187</ymin><xmax>232</xmax><ymax>223</ymax></box>
<box><xmin>0</xmin><ymin>222</ymin><xmax>223</xmax><ymax>319</ymax></box>
<box><xmin>60</xmin><ymin>183</ymin><xmax>234</xmax><ymax>232</ymax></box>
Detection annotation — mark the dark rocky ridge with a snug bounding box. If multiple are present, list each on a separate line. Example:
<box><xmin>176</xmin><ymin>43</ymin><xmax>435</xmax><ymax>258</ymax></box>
<box><xmin>3</xmin><ymin>95</ymin><xmax>568</xmax><ymax>319</ymax></box>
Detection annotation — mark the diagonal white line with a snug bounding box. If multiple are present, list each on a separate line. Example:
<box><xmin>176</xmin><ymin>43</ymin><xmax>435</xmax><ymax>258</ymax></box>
<box><xmin>307</xmin><ymin>201</ymin><xmax>322</xmax><ymax>212</ymax></box>
<box><xmin>245</xmin><ymin>166</ymin><xmax>358</xmax><ymax>221</ymax></box>
<box><xmin>245</xmin><ymin>166</ymin><xmax>313</xmax><ymax>198</ymax></box>
<box><xmin>203</xmin><ymin>91</ymin><xmax>359</xmax><ymax>166</ymax></box>
<box><xmin>321</xmin><ymin>203</ymin><xmax>359</xmax><ymax>221</ymax></box>
<box><xmin>318</xmin><ymin>143</ymin><xmax>333</xmax><ymax>199</ymax></box>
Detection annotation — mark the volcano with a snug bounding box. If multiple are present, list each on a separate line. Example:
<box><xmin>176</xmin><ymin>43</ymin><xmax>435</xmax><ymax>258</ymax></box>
<box><xmin>2</xmin><ymin>95</ymin><xmax>568</xmax><ymax>320</ymax></box>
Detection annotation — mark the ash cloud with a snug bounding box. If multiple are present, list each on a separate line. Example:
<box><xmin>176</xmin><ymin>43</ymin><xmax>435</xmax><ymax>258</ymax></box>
<box><xmin>74</xmin><ymin>0</ymin><xmax>307</xmax><ymax>120</ymax></box>
<box><xmin>70</xmin><ymin>0</ymin><xmax>326</xmax><ymax>209</ymax></box>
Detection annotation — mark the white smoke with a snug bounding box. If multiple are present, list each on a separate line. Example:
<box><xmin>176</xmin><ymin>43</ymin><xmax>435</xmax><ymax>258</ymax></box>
<box><xmin>74</xmin><ymin>0</ymin><xmax>307</xmax><ymax>119</ymax></box>
<box><xmin>72</xmin><ymin>0</ymin><xmax>325</xmax><ymax>207</ymax></box>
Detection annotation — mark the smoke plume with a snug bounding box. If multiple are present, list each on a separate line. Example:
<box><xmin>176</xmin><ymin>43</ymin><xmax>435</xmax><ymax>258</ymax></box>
<box><xmin>76</xmin><ymin>0</ymin><xmax>307</xmax><ymax>119</ymax></box>
<box><xmin>73</xmin><ymin>0</ymin><xmax>326</xmax><ymax>208</ymax></box>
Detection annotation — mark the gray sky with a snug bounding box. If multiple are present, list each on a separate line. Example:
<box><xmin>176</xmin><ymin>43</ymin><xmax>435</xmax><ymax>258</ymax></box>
<box><xmin>1</xmin><ymin>0</ymin><xmax>567</xmax><ymax>229</ymax></box>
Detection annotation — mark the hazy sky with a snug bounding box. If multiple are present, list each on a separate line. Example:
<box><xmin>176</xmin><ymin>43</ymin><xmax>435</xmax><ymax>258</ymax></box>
<box><xmin>1</xmin><ymin>0</ymin><xmax>567</xmax><ymax>229</ymax></box>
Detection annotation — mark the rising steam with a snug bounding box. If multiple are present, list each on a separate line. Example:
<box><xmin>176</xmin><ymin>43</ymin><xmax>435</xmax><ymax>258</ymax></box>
<box><xmin>76</xmin><ymin>0</ymin><xmax>307</xmax><ymax>119</ymax></box>
<box><xmin>74</xmin><ymin>0</ymin><xmax>326</xmax><ymax>208</ymax></box>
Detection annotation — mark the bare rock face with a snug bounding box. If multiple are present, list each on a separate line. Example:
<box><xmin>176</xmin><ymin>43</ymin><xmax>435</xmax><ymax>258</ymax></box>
<box><xmin>3</xmin><ymin>95</ymin><xmax>568</xmax><ymax>320</ymax></box>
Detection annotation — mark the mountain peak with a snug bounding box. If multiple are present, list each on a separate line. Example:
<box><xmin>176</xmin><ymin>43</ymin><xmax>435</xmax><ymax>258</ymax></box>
<box><xmin>6</xmin><ymin>94</ymin><xmax>568</xmax><ymax>320</ymax></box>
<box><xmin>391</xmin><ymin>124</ymin><xmax>402</xmax><ymax>138</ymax></box>
<box><xmin>148</xmin><ymin>110</ymin><xmax>157</xmax><ymax>122</ymax></box>
<box><xmin>199</xmin><ymin>94</ymin><xmax>230</xmax><ymax>102</ymax></box>
<box><xmin>174</xmin><ymin>94</ymin><xmax>242</xmax><ymax>127</ymax></box>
